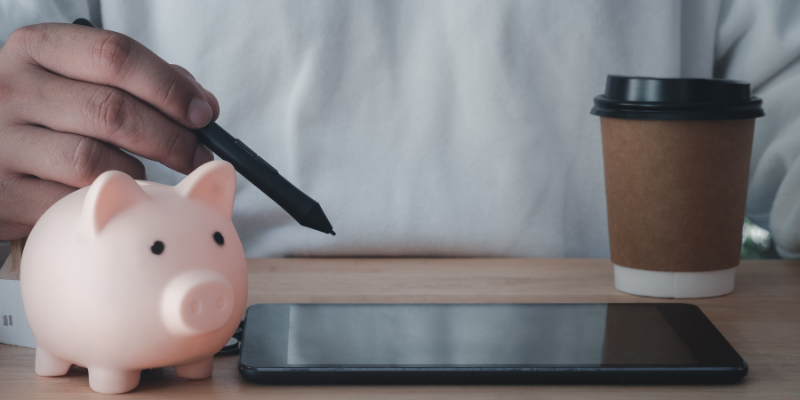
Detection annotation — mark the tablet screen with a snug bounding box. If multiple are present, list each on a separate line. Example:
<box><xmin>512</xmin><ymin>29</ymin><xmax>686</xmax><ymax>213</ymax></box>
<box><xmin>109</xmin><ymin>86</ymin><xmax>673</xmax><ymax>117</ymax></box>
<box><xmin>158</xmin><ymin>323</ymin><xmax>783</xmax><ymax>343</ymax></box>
<box><xmin>271</xmin><ymin>304</ymin><xmax>698</xmax><ymax>366</ymax></box>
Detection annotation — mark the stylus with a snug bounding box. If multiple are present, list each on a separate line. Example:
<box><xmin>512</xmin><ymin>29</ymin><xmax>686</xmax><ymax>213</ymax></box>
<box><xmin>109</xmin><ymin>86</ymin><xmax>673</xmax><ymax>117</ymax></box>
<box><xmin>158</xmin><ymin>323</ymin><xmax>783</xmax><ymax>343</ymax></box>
<box><xmin>72</xmin><ymin>18</ymin><xmax>336</xmax><ymax>236</ymax></box>
<box><xmin>193</xmin><ymin>122</ymin><xmax>335</xmax><ymax>235</ymax></box>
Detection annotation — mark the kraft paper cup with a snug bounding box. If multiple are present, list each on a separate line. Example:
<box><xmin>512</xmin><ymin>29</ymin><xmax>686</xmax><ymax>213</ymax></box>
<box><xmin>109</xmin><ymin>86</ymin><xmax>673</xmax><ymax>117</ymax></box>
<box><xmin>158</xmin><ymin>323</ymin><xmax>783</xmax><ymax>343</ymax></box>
<box><xmin>591</xmin><ymin>76</ymin><xmax>765</xmax><ymax>298</ymax></box>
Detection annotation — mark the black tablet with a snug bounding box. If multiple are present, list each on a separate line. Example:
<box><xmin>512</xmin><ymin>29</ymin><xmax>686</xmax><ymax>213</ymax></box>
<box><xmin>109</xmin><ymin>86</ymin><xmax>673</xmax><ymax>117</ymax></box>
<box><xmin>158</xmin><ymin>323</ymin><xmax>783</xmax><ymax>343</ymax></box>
<box><xmin>237</xmin><ymin>303</ymin><xmax>747</xmax><ymax>384</ymax></box>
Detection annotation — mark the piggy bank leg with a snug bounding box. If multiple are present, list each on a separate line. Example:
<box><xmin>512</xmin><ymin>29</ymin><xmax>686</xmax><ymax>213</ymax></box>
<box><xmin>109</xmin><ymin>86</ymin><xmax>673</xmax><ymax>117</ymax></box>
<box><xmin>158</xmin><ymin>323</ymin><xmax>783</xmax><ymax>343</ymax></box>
<box><xmin>34</xmin><ymin>347</ymin><xmax>71</xmax><ymax>376</ymax></box>
<box><xmin>87</xmin><ymin>368</ymin><xmax>141</xmax><ymax>394</ymax></box>
<box><xmin>173</xmin><ymin>357</ymin><xmax>214</xmax><ymax>379</ymax></box>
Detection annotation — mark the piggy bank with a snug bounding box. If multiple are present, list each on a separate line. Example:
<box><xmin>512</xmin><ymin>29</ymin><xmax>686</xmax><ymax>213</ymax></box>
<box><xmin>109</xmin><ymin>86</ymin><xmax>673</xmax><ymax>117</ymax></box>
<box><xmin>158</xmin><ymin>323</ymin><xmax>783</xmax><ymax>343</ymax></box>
<box><xmin>20</xmin><ymin>160</ymin><xmax>248</xmax><ymax>394</ymax></box>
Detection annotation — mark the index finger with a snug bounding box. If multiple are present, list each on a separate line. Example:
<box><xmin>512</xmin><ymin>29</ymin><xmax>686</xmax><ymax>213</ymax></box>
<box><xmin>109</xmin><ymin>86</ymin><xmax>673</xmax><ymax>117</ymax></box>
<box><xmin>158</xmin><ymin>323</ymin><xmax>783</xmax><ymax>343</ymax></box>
<box><xmin>7</xmin><ymin>23</ymin><xmax>213</xmax><ymax>129</ymax></box>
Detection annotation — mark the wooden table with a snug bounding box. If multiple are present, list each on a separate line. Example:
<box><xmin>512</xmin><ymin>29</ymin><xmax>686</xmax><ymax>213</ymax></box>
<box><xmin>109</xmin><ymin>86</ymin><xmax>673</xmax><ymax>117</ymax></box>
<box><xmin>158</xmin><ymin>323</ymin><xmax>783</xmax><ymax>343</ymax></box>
<box><xmin>2</xmin><ymin>258</ymin><xmax>799</xmax><ymax>399</ymax></box>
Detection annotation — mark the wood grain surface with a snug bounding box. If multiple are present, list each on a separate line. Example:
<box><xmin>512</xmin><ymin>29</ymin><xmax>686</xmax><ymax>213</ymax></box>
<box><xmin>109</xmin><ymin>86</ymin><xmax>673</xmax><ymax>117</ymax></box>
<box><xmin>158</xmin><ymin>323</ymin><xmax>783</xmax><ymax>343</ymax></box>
<box><xmin>1</xmin><ymin>258</ymin><xmax>799</xmax><ymax>399</ymax></box>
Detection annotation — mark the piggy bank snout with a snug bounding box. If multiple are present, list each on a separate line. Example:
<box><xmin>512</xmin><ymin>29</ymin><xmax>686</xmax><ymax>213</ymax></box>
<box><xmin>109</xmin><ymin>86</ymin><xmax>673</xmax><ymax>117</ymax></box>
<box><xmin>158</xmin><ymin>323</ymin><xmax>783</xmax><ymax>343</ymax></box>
<box><xmin>161</xmin><ymin>270</ymin><xmax>235</xmax><ymax>336</ymax></box>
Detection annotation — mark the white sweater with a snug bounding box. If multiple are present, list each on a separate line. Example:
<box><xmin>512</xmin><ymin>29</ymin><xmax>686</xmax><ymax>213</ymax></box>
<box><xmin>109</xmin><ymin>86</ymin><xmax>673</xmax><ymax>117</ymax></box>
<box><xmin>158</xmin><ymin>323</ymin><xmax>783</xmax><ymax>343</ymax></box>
<box><xmin>2</xmin><ymin>0</ymin><xmax>799</xmax><ymax>259</ymax></box>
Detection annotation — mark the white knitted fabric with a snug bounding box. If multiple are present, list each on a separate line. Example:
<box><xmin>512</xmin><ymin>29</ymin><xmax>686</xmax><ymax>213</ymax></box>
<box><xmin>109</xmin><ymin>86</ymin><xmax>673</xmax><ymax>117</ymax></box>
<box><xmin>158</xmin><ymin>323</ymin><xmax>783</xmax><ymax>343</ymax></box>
<box><xmin>1</xmin><ymin>0</ymin><xmax>799</xmax><ymax>258</ymax></box>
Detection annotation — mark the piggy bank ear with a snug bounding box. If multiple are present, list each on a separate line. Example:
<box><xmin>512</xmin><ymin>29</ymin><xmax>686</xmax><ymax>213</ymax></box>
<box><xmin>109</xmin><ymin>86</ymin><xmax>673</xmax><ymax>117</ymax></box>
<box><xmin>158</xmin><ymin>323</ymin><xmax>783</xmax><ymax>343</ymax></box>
<box><xmin>175</xmin><ymin>160</ymin><xmax>236</xmax><ymax>218</ymax></box>
<box><xmin>83</xmin><ymin>171</ymin><xmax>149</xmax><ymax>234</ymax></box>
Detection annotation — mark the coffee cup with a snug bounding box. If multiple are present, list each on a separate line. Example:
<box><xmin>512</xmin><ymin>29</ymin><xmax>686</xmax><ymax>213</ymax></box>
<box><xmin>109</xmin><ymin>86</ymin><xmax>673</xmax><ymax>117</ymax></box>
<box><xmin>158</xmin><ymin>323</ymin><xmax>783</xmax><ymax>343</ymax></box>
<box><xmin>591</xmin><ymin>75</ymin><xmax>765</xmax><ymax>298</ymax></box>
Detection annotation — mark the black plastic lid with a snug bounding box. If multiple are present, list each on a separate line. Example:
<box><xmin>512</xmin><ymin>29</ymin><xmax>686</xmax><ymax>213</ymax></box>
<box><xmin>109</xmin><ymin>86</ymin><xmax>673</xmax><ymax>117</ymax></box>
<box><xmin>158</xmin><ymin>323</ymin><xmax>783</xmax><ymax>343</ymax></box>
<box><xmin>590</xmin><ymin>75</ymin><xmax>764</xmax><ymax>120</ymax></box>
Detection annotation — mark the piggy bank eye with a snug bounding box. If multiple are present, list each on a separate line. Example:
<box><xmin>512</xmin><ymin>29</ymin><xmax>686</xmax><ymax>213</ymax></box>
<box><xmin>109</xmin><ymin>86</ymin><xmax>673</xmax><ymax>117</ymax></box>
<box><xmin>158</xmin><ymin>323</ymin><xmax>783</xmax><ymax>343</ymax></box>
<box><xmin>151</xmin><ymin>241</ymin><xmax>164</xmax><ymax>255</ymax></box>
<box><xmin>213</xmin><ymin>232</ymin><xmax>224</xmax><ymax>246</ymax></box>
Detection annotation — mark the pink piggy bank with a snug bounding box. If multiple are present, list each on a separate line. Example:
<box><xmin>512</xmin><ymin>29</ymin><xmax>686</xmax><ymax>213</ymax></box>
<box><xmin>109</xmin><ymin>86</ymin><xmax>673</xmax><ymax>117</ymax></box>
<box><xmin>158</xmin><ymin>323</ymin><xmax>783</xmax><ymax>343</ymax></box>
<box><xmin>20</xmin><ymin>160</ymin><xmax>248</xmax><ymax>394</ymax></box>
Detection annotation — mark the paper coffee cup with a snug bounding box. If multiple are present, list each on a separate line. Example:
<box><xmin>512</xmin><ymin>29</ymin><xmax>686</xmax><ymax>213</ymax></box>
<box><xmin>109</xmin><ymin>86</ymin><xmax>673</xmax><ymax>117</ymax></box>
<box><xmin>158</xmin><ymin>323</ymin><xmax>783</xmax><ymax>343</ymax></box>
<box><xmin>591</xmin><ymin>75</ymin><xmax>765</xmax><ymax>298</ymax></box>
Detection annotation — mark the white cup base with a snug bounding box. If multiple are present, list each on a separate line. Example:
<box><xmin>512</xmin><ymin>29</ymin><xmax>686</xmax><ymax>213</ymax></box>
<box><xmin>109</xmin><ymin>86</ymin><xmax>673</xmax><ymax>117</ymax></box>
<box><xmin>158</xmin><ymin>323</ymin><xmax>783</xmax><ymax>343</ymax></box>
<box><xmin>614</xmin><ymin>264</ymin><xmax>736</xmax><ymax>299</ymax></box>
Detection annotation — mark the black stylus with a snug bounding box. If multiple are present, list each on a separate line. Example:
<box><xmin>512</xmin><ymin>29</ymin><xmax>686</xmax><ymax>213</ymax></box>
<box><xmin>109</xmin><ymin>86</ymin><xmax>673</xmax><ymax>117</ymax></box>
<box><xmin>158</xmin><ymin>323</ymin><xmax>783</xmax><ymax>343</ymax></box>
<box><xmin>193</xmin><ymin>122</ymin><xmax>335</xmax><ymax>235</ymax></box>
<box><xmin>72</xmin><ymin>18</ymin><xmax>335</xmax><ymax>235</ymax></box>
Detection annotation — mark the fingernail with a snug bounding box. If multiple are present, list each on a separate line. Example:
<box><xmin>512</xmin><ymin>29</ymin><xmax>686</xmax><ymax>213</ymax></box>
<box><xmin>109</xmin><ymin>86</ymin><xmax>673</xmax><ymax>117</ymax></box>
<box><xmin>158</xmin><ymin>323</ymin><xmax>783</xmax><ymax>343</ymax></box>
<box><xmin>204</xmin><ymin>89</ymin><xmax>220</xmax><ymax>120</ymax></box>
<box><xmin>188</xmin><ymin>97</ymin><xmax>212</xmax><ymax>128</ymax></box>
<box><xmin>192</xmin><ymin>143</ymin><xmax>214</xmax><ymax>169</ymax></box>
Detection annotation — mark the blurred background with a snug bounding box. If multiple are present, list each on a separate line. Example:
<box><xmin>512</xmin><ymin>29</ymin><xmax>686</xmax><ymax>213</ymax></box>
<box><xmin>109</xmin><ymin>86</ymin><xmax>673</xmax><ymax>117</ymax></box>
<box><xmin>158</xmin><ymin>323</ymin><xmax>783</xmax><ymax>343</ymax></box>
<box><xmin>741</xmin><ymin>218</ymin><xmax>779</xmax><ymax>260</ymax></box>
<box><xmin>0</xmin><ymin>219</ymin><xmax>784</xmax><ymax>263</ymax></box>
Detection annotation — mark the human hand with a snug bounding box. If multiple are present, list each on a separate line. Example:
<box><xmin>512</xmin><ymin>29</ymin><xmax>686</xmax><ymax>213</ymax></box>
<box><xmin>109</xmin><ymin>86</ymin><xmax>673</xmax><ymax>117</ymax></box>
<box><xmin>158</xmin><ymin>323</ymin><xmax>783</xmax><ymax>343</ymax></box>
<box><xmin>0</xmin><ymin>23</ymin><xmax>219</xmax><ymax>240</ymax></box>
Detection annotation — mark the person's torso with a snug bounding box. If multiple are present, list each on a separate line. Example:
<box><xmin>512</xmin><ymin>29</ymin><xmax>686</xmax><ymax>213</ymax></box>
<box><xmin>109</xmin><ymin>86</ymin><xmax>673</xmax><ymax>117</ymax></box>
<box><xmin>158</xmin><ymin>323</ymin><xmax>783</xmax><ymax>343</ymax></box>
<box><xmin>100</xmin><ymin>0</ymin><xmax>721</xmax><ymax>258</ymax></box>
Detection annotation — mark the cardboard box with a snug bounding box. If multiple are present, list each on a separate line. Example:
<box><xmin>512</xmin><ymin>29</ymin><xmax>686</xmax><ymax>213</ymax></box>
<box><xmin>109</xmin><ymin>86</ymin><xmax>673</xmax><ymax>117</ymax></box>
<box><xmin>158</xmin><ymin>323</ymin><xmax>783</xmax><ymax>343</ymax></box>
<box><xmin>0</xmin><ymin>255</ymin><xmax>37</xmax><ymax>348</ymax></box>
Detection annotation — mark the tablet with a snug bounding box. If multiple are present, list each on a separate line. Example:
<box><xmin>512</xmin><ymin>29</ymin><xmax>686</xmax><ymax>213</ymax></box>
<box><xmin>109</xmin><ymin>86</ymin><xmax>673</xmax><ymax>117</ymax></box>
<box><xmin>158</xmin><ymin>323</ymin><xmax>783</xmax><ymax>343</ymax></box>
<box><xmin>237</xmin><ymin>303</ymin><xmax>747</xmax><ymax>384</ymax></box>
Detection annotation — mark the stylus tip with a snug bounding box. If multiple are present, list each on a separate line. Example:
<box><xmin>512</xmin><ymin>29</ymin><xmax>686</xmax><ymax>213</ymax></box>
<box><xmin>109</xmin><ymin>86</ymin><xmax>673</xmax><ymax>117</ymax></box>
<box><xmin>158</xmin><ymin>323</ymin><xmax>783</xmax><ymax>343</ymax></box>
<box><xmin>330</xmin><ymin>230</ymin><xmax>336</xmax><ymax>236</ymax></box>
